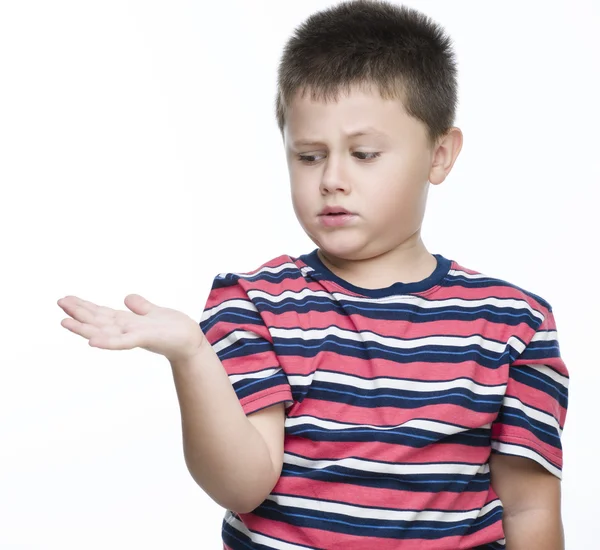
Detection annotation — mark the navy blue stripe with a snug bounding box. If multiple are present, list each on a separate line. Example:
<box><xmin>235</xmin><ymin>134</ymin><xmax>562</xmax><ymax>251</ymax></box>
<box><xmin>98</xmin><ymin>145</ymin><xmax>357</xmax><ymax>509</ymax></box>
<box><xmin>285</xmin><ymin>421</ymin><xmax>491</xmax><ymax>447</ymax></box>
<box><xmin>305</xmin><ymin>382</ymin><xmax>503</xmax><ymax>413</ymax></box>
<box><xmin>280</xmin><ymin>463</ymin><xmax>490</xmax><ymax>493</ymax></box>
<box><xmin>251</xmin><ymin>297</ymin><xmax>541</xmax><ymax>329</ymax></box>
<box><xmin>518</xmin><ymin>339</ymin><xmax>562</xmax><ymax>361</ymax></box>
<box><xmin>496</xmin><ymin>408</ymin><xmax>561</xmax><ymax>448</ymax></box>
<box><xmin>444</xmin><ymin>277</ymin><xmax>552</xmax><ymax>307</ymax></box>
<box><xmin>222</xmin><ymin>517</ymin><xmax>320</xmax><ymax>550</ymax></box>
<box><xmin>510</xmin><ymin>365</ymin><xmax>568</xmax><ymax>408</ymax></box>
<box><xmin>232</xmin><ymin>372</ymin><xmax>288</xmax><ymax>401</ymax></box>
<box><xmin>252</xmin><ymin>499</ymin><xmax>502</xmax><ymax>540</ymax></box>
<box><xmin>218</xmin><ymin>338</ymin><xmax>275</xmax><ymax>361</ymax></box>
<box><xmin>474</xmin><ymin>544</ymin><xmax>506</xmax><ymax>550</ymax></box>
<box><xmin>271</xmin><ymin>338</ymin><xmax>507</xmax><ymax>369</ymax></box>
<box><xmin>200</xmin><ymin>309</ymin><xmax>265</xmax><ymax>334</ymax></box>
<box><xmin>210</xmin><ymin>268</ymin><xmax>304</xmax><ymax>289</ymax></box>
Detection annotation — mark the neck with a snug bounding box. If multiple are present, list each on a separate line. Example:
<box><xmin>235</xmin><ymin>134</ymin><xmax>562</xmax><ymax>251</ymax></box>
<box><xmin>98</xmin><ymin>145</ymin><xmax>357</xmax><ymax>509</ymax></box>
<box><xmin>317</xmin><ymin>236</ymin><xmax>436</xmax><ymax>290</ymax></box>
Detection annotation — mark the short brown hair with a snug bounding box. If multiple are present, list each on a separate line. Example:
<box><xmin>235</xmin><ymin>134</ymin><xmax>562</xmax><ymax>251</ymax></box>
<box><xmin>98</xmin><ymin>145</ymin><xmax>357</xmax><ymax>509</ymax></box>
<box><xmin>275</xmin><ymin>0</ymin><xmax>458</xmax><ymax>147</ymax></box>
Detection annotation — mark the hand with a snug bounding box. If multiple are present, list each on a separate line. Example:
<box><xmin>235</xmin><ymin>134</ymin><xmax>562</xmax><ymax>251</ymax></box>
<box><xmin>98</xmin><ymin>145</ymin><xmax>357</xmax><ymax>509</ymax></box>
<box><xmin>57</xmin><ymin>293</ymin><xmax>206</xmax><ymax>364</ymax></box>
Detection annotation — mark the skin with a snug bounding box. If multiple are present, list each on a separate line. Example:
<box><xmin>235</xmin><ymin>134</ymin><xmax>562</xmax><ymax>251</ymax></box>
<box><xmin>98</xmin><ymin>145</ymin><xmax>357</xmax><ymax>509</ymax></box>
<box><xmin>59</xmin><ymin>82</ymin><xmax>564</xmax><ymax>543</ymax></box>
<box><xmin>280</xmin><ymin>83</ymin><xmax>564</xmax><ymax>548</ymax></box>
<box><xmin>283</xmin><ymin>82</ymin><xmax>462</xmax><ymax>289</ymax></box>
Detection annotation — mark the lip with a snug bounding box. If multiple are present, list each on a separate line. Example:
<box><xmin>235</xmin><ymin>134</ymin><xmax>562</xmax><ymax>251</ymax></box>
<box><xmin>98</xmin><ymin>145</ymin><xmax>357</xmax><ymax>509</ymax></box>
<box><xmin>318</xmin><ymin>206</ymin><xmax>353</xmax><ymax>216</ymax></box>
<box><xmin>317</xmin><ymin>206</ymin><xmax>357</xmax><ymax>227</ymax></box>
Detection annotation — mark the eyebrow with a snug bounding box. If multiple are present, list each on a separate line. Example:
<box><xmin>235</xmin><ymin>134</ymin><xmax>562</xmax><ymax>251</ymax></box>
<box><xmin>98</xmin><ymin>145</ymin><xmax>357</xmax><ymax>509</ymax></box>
<box><xmin>290</xmin><ymin>127</ymin><xmax>389</xmax><ymax>148</ymax></box>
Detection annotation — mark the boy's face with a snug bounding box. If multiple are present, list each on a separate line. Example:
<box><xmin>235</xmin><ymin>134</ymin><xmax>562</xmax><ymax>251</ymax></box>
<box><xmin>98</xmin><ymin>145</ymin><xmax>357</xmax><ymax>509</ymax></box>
<box><xmin>283</xmin><ymin>84</ymin><xmax>440</xmax><ymax>261</ymax></box>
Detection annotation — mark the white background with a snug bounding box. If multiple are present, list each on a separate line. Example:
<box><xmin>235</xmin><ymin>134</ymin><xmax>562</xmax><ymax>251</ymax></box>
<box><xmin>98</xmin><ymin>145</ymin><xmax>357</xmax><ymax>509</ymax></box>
<box><xmin>1</xmin><ymin>1</ymin><xmax>598</xmax><ymax>548</ymax></box>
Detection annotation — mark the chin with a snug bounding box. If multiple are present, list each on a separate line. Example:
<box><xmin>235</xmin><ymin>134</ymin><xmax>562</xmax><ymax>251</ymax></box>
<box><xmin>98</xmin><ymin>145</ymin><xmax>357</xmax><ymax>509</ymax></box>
<box><xmin>311</xmin><ymin>233</ymin><xmax>372</xmax><ymax>261</ymax></box>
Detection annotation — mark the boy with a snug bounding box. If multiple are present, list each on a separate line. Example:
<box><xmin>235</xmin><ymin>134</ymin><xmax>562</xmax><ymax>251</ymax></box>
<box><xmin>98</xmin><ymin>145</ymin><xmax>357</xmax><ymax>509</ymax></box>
<box><xmin>58</xmin><ymin>1</ymin><xmax>568</xmax><ymax>548</ymax></box>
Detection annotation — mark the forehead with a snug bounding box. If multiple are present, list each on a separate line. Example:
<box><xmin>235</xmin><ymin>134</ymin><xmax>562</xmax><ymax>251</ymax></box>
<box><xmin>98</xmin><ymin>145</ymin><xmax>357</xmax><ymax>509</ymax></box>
<box><xmin>283</xmin><ymin>84</ymin><xmax>425</xmax><ymax>145</ymax></box>
<box><xmin>287</xmin><ymin>85</ymin><xmax>401</xmax><ymax>124</ymax></box>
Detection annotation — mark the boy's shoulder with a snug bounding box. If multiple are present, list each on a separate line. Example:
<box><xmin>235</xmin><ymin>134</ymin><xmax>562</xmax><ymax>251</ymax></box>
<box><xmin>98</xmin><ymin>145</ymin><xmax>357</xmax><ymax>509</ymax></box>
<box><xmin>447</xmin><ymin>257</ymin><xmax>553</xmax><ymax>313</ymax></box>
<box><xmin>211</xmin><ymin>253</ymin><xmax>304</xmax><ymax>286</ymax></box>
<box><xmin>213</xmin><ymin>251</ymin><xmax>553</xmax><ymax>314</ymax></box>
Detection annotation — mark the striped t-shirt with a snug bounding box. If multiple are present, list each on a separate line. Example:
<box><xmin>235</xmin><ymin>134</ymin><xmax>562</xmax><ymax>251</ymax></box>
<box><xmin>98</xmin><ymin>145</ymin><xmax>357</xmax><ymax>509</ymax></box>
<box><xmin>199</xmin><ymin>250</ymin><xmax>569</xmax><ymax>550</ymax></box>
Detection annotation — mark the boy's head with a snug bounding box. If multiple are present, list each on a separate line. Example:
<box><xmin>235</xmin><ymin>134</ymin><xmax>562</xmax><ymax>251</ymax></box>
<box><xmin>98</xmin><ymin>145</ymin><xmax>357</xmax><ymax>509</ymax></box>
<box><xmin>275</xmin><ymin>0</ymin><xmax>463</xmax><ymax>264</ymax></box>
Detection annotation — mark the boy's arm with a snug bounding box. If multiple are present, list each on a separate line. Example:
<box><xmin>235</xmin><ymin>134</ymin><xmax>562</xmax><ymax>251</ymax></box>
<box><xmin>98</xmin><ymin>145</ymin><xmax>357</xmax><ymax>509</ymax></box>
<box><xmin>489</xmin><ymin>453</ymin><xmax>564</xmax><ymax>550</ymax></box>
<box><xmin>170</xmin><ymin>339</ymin><xmax>285</xmax><ymax>514</ymax></box>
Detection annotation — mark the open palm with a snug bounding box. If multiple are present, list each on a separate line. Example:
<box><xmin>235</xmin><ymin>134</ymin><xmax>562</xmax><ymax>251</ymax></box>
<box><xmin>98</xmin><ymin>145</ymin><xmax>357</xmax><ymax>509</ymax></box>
<box><xmin>57</xmin><ymin>293</ymin><xmax>205</xmax><ymax>363</ymax></box>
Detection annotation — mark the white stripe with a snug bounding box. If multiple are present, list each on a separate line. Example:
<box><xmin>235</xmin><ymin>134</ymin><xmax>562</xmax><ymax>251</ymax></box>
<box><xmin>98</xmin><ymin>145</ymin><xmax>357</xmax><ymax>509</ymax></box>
<box><xmin>266</xmin><ymin>494</ymin><xmax>502</xmax><ymax>524</ymax></box>
<box><xmin>248</xmin><ymin>288</ymin><xmax>545</xmax><ymax>322</ymax></box>
<box><xmin>224</xmin><ymin>512</ymin><xmax>314</xmax><ymax>550</ymax></box>
<box><xmin>337</xmin><ymin>295</ymin><xmax>544</xmax><ymax>323</ymax></box>
<box><xmin>284</xmin><ymin>452</ymin><xmax>489</xmax><ymax>476</ymax></box>
<box><xmin>287</xmin><ymin>374</ymin><xmax>315</xmax><ymax>387</ymax></box>
<box><xmin>229</xmin><ymin>367</ymin><xmax>280</xmax><ymax>384</ymax></box>
<box><xmin>508</xmin><ymin>362</ymin><xmax>568</xmax><ymax>435</ymax></box>
<box><xmin>290</xmin><ymin>369</ymin><xmax>505</xmax><ymax>397</ymax></box>
<box><xmin>220</xmin><ymin>262</ymin><xmax>299</xmax><ymax>280</ymax></box>
<box><xmin>523</xmin><ymin>363</ymin><xmax>569</xmax><ymax>389</ymax></box>
<box><xmin>448</xmin><ymin>269</ymin><xmax>490</xmax><ymax>280</ymax></box>
<box><xmin>506</xmin><ymin>335</ymin><xmax>527</xmax><ymax>355</ymax></box>
<box><xmin>300</xmin><ymin>265</ymin><xmax>315</xmax><ymax>277</ymax></box>
<box><xmin>270</xmin><ymin>326</ymin><xmax>508</xmax><ymax>354</ymax></box>
<box><xmin>285</xmin><ymin>415</ymin><xmax>492</xmax><ymax>436</ymax></box>
<box><xmin>249</xmin><ymin>287</ymin><xmax>335</xmax><ymax>303</ymax></box>
<box><xmin>501</xmin><ymin>396</ymin><xmax>560</xmax><ymax>433</ymax></box>
<box><xmin>212</xmin><ymin>329</ymin><xmax>261</xmax><ymax>354</ymax></box>
<box><xmin>491</xmin><ymin>441</ymin><xmax>562</xmax><ymax>479</ymax></box>
<box><xmin>200</xmin><ymin>298</ymin><xmax>258</xmax><ymax>322</ymax></box>
<box><xmin>531</xmin><ymin>329</ymin><xmax>557</xmax><ymax>342</ymax></box>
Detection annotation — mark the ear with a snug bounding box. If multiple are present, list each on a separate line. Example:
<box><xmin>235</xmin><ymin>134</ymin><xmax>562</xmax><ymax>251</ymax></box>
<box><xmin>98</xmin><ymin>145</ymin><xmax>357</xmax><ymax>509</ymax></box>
<box><xmin>429</xmin><ymin>127</ymin><xmax>463</xmax><ymax>185</ymax></box>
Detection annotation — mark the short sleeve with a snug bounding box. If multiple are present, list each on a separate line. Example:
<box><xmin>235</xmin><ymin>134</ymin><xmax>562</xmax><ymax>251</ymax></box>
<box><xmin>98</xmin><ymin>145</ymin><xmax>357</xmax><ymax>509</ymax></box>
<box><xmin>491</xmin><ymin>307</ymin><xmax>569</xmax><ymax>479</ymax></box>
<box><xmin>199</xmin><ymin>273</ymin><xmax>293</xmax><ymax>415</ymax></box>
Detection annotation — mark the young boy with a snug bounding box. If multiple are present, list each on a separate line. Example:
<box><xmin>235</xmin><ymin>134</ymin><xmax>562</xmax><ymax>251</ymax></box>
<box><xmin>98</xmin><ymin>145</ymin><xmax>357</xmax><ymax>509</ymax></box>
<box><xmin>58</xmin><ymin>1</ymin><xmax>568</xmax><ymax>548</ymax></box>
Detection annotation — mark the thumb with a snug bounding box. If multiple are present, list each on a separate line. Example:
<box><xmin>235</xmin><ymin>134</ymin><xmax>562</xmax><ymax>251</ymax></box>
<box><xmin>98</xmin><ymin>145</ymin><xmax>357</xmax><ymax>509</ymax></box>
<box><xmin>124</xmin><ymin>294</ymin><xmax>156</xmax><ymax>316</ymax></box>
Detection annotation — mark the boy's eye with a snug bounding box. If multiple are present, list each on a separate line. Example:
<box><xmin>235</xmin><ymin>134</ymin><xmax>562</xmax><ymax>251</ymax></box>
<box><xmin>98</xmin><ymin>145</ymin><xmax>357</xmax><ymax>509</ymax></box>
<box><xmin>297</xmin><ymin>152</ymin><xmax>381</xmax><ymax>163</ymax></box>
<box><xmin>353</xmin><ymin>152</ymin><xmax>381</xmax><ymax>161</ymax></box>
<box><xmin>298</xmin><ymin>154</ymin><xmax>323</xmax><ymax>163</ymax></box>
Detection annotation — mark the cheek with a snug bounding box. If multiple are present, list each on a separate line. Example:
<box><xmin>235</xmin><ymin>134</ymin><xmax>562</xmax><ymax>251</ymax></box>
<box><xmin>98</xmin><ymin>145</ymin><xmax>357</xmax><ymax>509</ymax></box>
<box><xmin>290</xmin><ymin>180</ymin><xmax>313</xmax><ymax>218</ymax></box>
<box><xmin>369</xmin><ymin>178</ymin><xmax>425</xmax><ymax>221</ymax></box>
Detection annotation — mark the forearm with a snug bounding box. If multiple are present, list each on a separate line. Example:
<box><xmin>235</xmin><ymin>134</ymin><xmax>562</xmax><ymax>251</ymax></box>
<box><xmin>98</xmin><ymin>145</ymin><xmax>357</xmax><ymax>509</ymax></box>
<box><xmin>169</xmin><ymin>340</ymin><xmax>279</xmax><ymax>513</ymax></box>
<box><xmin>504</xmin><ymin>508</ymin><xmax>564</xmax><ymax>550</ymax></box>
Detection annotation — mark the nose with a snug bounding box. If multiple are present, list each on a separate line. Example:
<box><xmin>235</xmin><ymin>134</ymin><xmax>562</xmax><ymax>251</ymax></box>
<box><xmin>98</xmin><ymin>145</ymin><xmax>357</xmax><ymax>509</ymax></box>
<box><xmin>319</xmin><ymin>155</ymin><xmax>350</xmax><ymax>195</ymax></box>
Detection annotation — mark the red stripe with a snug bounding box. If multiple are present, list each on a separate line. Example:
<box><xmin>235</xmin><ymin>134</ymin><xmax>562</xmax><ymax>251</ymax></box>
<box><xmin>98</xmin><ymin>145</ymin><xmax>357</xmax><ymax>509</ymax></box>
<box><xmin>284</xmin><ymin>435</ymin><xmax>491</xmax><ymax>464</ymax></box>
<box><xmin>239</xmin><ymin>512</ymin><xmax>504</xmax><ymax>550</ymax></box>
<box><xmin>241</xmin><ymin>387</ymin><xmax>292</xmax><ymax>415</ymax></box>
<box><xmin>491</xmin><ymin>425</ymin><xmax>562</xmax><ymax>467</ymax></box>
<box><xmin>273</xmin><ymin>476</ymin><xmax>492</xmax><ymax>511</ymax></box>
<box><xmin>505</xmin><ymin>377</ymin><xmax>567</xmax><ymax>420</ymax></box>
<box><xmin>288</xmin><ymin>398</ymin><xmax>497</xmax><ymax>433</ymax></box>
<box><xmin>281</xmin><ymin>351</ymin><xmax>506</xmax><ymax>384</ymax></box>
<box><xmin>262</xmin><ymin>306</ymin><xmax>527</xmax><ymax>342</ymax></box>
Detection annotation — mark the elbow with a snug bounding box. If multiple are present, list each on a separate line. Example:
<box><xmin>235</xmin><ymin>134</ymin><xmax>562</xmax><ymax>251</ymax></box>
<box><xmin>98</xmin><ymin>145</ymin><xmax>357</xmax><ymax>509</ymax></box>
<box><xmin>216</xmin><ymin>470</ymin><xmax>279</xmax><ymax>514</ymax></box>
<box><xmin>186</xmin><ymin>465</ymin><xmax>275</xmax><ymax>514</ymax></box>
<box><xmin>229</xmin><ymin>499</ymin><xmax>263</xmax><ymax>515</ymax></box>
<box><xmin>222</xmin><ymin>469</ymin><xmax>279</xmax><ymax>513</ymax></box>
<box><xmin>184</xmin><ymin>449</ymin><xmax>280</xmax><ymax>514</ymax></box>
<box><xmin>217</xmin><ymin>489</ymin><xmax>271</xmax><ymax>515</ymax></box>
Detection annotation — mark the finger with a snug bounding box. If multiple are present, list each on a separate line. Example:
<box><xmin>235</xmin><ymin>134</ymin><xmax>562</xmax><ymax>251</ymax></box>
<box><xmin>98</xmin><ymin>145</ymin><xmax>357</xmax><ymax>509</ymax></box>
<box><xmin>58</xmin><ymin>296</ymin><xmax>117</xmax><ymax>319</ymax></box>
<box><xmin>61</xmin><ymin>317</ymin><xmax>103</xmax><ymax>340</ymax></box>
<box><xmin>76</xmin><ymin>298</ymin><xmax>118</xmax><ymax>318</ymax></box>
<box><xmin>124</xmin><ymin>294</ymin><xmax>155</xmax><ymax>316</ymax></box>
